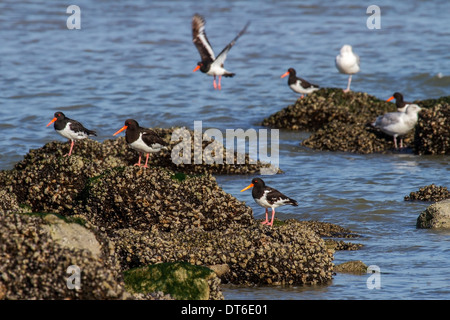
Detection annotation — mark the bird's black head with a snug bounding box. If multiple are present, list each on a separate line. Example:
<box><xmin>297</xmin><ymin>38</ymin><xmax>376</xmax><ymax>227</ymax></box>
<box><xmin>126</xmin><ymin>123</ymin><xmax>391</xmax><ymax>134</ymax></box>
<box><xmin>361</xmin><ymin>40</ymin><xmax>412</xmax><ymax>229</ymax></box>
<box><xmin>251</xmin><ymin>177</ymin><xmax>265</xmax><ymax>187</ymax></box>
<box><xmin>54</xmin><ymin>112</ymin><xmax>66</xmax><ymax>120</ymax></box>
<box><xmin>393</xmin><ymin>92</ymin><xmax>404</xmax><ymax>101</ymax></box>
<box><xmin>287</xmin><ymin>68</ymin><xmax>296</xmax><ymax>75</ymax></box>
<box><xmin>124</xmin><ymin>119</ymin><xmax>139</xmax><ymax>128</ymax></box>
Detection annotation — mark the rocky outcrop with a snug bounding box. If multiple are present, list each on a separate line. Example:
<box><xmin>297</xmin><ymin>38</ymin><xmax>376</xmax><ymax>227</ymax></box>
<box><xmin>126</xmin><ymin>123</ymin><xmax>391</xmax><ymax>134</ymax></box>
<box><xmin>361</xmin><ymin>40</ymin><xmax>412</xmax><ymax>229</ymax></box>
<box><xmin>0</xmin><ymin>140</ymin><xmax>361</xmax><ymax>299</ymax></box>
<box><xmin>416</xmin><ymin>199</ymin><xmax>450</xmax><ymax>229</ymax></box>
<box><xmin>405</xmin><ymin>185</ymin><xmax>450</xmax><ymax>202</ymax></box>
<box><xmin>124</xmin><ymin>262</ymin><xmax>223</xmax><ymax>300</ymax></box>
<box><xmin>262</xmin><ymin>88</ymin><xmax>450</xmax><ymax>154</ymax></box>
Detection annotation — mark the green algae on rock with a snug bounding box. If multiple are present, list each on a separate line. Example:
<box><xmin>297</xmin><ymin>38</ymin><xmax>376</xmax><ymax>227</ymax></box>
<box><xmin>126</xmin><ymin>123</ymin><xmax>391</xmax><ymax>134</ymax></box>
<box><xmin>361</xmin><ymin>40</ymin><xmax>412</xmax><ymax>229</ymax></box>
<box><xmin>123</xmin><ymin>262</ymin><xmax>223</xmax><ymax>300</ymax></box>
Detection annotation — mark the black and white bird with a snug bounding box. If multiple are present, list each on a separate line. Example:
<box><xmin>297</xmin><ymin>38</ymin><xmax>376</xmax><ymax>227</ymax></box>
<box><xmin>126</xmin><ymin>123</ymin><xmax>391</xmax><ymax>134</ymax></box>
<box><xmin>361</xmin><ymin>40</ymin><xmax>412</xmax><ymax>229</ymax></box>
<box><xmin>387</xmin><ymin>92</ymin><xmax>415</xmax><ymax>112</ymax></box>
<box><xmin>113</xmin><ymin>119</ymin><xmax>168</xmax><ymax>168</ymax></box>
<box><xmin>372</xmin><ymin>104</ymin><xmax>421</xmax><ymax>149</ymax></box>
<box><xmin>281</xmin><ymin>68</ymin><xmax>319</xmax><ymax>98</ymax></box>
<box><xmin>335</xmin><ymin>45</ymin><xmax>360</xmax><ymax>93</ymax></box>
<box><xmin>241</xmin><ymin>178</ymin><xmax>298</xmax><ymax>227</ymax></box>
<box><xmin>46</xmin><ymin>111</ymin><xmax>97</xmax><ymax>157</ymax></box>
<box><xmin>192</xmin><ymin>13</ymin><xmax>250</xmax><ymax>90</ymax></box>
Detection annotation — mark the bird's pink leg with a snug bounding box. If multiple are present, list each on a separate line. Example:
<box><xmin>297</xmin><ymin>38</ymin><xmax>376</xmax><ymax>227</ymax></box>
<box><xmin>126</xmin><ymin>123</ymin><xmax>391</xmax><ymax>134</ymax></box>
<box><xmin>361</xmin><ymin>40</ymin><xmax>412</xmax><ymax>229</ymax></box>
<box><xmin>393</xmin><ymin>136</ymin><xmax>398</xmax><ymax>149</ymax></box>
<box><xmin>65</xmin><ymin>140</ymin><xmax>75</xmax><ymax>157</ymax></box>
<box><xmin>134</xmin><ymin>153</ymin><xmax>142</xmax><ymax>167</ymax></box>
<box><xmin>213</xmin><ymin>76</ymin><xmax>217</xmax><ymax>90</ymax></box>
<box><xmin>218</xmin><ymin>75</ymin><xmax>222</xmax><ymax>90</ymax></box>
<box><xmin>261</xmin><ymin>208</ymin><xmax>269</xmax><ymax>225</ymax></box>
<box><xmin>142</xmin><ymin>153</ymin><xmax>150</xmax><ymax>168</ymax></box>
<box><xmin>343</xmin><ymin>75</ymin><xmax>352</xmax><ymax>93</ymax></box>
<box><xmin>267</xmin><ymin>208</ymin><xmax>276</xmax><ymax>226</ymax></box>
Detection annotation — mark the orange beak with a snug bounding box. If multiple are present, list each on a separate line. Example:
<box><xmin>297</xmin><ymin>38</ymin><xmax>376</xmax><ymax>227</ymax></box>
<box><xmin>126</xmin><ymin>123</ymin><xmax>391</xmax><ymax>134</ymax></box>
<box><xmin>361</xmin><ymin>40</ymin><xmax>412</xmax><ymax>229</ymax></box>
<box><xmin>280</xmin><ymin>71</ymin><xmax>290</xmax><ymax>78</ymax></box>
<box><xmin>46</xmin><ymin>117</ymin><xmax>57</xmax><ymax>127</ymax></box>
<box><xmin>387</xmin><ymin>96</ymin><xmax>395</xmax><ymax>102</ymax></box>
<box><xmin>113</xmin><ymin>125</ymin><xmax>128</xmax><ymax>136</ymax></box>
<box><xmin>193</xmin><ymin>65</ymin><xmax>201</xmax><ymax>72</ymax></box>
<box><xmin>240</xmin><ymin>183</ymin><xmax>254</xmax><ymax>192</ymax></box>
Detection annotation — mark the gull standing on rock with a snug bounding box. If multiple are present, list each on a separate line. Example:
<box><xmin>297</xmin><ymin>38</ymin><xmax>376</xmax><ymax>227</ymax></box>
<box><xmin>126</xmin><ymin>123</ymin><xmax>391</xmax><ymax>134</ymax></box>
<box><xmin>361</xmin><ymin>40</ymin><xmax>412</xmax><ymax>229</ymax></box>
<box><xmin>372</xmin><ymin>104</ymin><xmax>421</xmax><ymax>149</ymax></box>
<box><xmin>335</xmin><ymin>45</ymin><xmax>360</xmax><ymax>93</ymax></box>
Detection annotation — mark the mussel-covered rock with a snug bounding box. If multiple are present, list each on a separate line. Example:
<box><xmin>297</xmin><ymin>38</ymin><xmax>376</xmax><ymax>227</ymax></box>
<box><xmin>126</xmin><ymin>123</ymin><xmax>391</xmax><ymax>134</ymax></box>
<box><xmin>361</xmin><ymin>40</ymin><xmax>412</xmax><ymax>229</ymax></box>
<box><xmin>111</xmin><ymin>220</ymin><xmax>334</xmax><ymax>286</ymax></box>
<box><xmin>405</xmin><ymin>184</ymin><xmax>450</xmax><ymax>202</ymax></box>
<box><xmin>263</xmin><ymin>88</ymin><xmax>450</xmax><ymax>154</ymax></box>
<box><xmin>0</xmin><ymin>210</ymin><xmax>126</xmax><ymax>300</ymax></box>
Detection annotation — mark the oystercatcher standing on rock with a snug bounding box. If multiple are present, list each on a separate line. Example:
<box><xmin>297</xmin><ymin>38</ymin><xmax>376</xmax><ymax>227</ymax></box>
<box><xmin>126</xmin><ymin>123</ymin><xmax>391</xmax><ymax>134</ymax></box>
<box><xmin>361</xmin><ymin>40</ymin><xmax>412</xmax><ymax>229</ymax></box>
<box><xmin>335</xmin><ymin>45</ymin><xmax>360</xmax><ymax>93</ymax></box>
<box><xmin>241</xmin><ymin>178</ymin><xmax>298</xmax><ymax>227</ymax></box>
<box><xmin>113</xmin><ymin>119</ymin><xmax>168</xmax><ymax>168</ymax></box>
<box><xmin>281</xmin><ymin>68</ymin><xmax>319</xmax><ymax>98</ymax></box>
<box><xmin>192</xmin><ymin>13</ymin><xmax>250</xmax><ymax>90</ymax></box>
<box><xmin>371</xmin><ymin>104</ymin><xmax>421</xmax><ymax>149</ymax></box>
<box><xmin>46</xmin><ymin>111</ymin><xmax>97</xmax><ymax>157</ymax></box>
<box><xmin>387</xmin><ymin>92</ymin><xmax>415</xmax><ymax>112</ymax></box>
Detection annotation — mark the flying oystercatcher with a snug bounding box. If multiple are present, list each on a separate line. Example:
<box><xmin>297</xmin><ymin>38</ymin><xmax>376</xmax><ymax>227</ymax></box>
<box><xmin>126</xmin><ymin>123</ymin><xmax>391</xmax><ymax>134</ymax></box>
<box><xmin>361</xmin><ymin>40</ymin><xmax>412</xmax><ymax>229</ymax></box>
<box><xmin>387</xmin><ymin>92</ymin><xmax>415</xmax><ymax>112</ymax></box>
<box><xmin>113</xmin><ymin>119</ymin><xmax>168</xmax><ymax>168</ymax></box>
<box><xmin>335</xmin><ymin>45</ymin><xmax>360</xmax><ymax>93</ymax></box>
<box><xmin>281</xmin><ymin>68</ymin><xmax>319</xmax><ymax>98</ymax></box>
<box><xmin>46</xmin><ymin>111</ymin><xmax>97</xmax><ymax>157</ymax></box>
<box><xmin>192</xmin><ymin>13</ymin><xmax>250</xmax><ymax>90</ymax></box>
<box><xmin>241</xmin><ymin>178</ymin><xmax>298</xmax><ymax>227</ymax></box>
<box><xmin>371</xmin><ymin>104</ymin><xmax>421</xmax><ymax>149</ymax></box>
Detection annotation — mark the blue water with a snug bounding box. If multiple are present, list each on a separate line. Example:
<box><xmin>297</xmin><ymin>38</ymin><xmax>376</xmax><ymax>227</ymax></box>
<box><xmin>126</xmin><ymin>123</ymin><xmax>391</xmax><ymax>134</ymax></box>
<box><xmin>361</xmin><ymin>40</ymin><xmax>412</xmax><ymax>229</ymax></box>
<box><xmin>1</xmin><ymin>0</ymin><xmax>449</xmax><ymax>300</ymax></box>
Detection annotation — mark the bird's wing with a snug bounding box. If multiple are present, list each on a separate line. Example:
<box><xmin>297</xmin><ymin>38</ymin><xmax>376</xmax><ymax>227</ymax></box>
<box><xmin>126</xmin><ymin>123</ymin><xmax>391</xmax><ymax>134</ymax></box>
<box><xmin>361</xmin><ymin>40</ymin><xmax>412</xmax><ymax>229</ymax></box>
<box><xmin>212</xmin><ymin>21</ymin><xmax>250</xmax><ymax>68</ymax></box>
<box><xmin>141</xmin><ymin>128</ymin><xmax>168</xmax><ymax>149</ymax></box>
<box><xmin>264</xmin><ymin>187</ymin><xmax>297</xmax><ymax>206</ymax></box>
<box><xmin>68</xmin><ymin>119</ymin><xmax>96</xmax><ymax>136</ymax></box>
<box><xmin>192</xmin><ymin>14</ymin><xmax>215</xmax><ymax>64</ymax></box>
<box><xmin>374</xmin><ymin>112</ymin><xmax>403</xmax><ymax>128</ymax></box>
<box><xmin>298</xmin><ymin>78</ymin><xmax>319</xmax><ymax>89</ymax></box>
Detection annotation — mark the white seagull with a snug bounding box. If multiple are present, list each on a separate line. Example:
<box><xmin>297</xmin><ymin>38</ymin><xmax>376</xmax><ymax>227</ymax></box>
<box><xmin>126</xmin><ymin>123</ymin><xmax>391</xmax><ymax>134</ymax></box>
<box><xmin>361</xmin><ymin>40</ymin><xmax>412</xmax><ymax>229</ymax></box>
<box><xmin>372</xmin><ymin>104</ymin><xmax>421</xmax><ymax>149</ymax></box>
<box><xmin>335</xmin><ymin>45</ymin><xmax>360</xmax><ymax>93</ymax></box>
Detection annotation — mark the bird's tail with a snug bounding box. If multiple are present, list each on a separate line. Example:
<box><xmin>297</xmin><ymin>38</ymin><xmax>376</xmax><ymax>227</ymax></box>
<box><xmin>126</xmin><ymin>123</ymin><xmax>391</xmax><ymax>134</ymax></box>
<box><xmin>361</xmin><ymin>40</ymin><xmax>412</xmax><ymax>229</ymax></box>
<box><xmin>88</xmin><ymin>130</ymin><xmax>97</xmax><ymax>137</ymax></box>
<box><xmin>223</xmin><ymin>72</ymin><xmax>235</xmax><ymax>78</ymax></box>
<box><xmin>289</xmin><ymin>198</ymin><xmax>298</xmax><ymax>206</ymax></box>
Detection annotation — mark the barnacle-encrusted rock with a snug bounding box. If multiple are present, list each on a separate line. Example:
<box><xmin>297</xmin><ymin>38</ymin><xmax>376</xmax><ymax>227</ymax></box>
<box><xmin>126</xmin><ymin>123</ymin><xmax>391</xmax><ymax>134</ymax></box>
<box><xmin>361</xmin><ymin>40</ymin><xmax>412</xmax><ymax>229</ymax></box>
<box><xmin>0</xmin><ymin>137</ymin><xmax>361</xmax><ymax>297</ymax></box>
<box><xmin>405</xmin><ymin>184</ymin><xmax>450</xmax><ymax>202</ymax></box>
<box><xmin>414</xmin><ymin>102</ymin><xmax>450</xmax><ymax>155</ymax></box>
<box><xmin>123</xmin><ymin>262</ymin><xmax>223</xmax><ymax>300</ymax></box>
<box><xmin>75</xmin><ymin>166</ymin><xmax>253</xmax><ymax>233</ymax></box>
<box><xmin>0</xmin><ymin>210</ymin><xmax>126</xmax><ymax>300</ymax></box>
<box><xmin>263</xmin><ymin>88</ymin><xmax>449</xmax><ymax>154</ymax></box>
<box><xmin>416</xmin><ymin>199</ymin><xmax>450</xmax><ymax>229</ymax></box>
<box><xmin>111</xmin><ymin>220</ymin><xmax>335</xmax><ymax>286</ymax></box>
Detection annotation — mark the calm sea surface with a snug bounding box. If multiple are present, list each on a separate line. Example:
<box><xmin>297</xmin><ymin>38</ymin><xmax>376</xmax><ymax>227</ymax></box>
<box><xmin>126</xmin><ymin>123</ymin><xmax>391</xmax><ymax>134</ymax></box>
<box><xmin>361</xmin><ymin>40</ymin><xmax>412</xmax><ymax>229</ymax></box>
<box><xmin>1</xmin><ymin>0</ymin><xmax>449</xmax><ymax>300</ymax></box>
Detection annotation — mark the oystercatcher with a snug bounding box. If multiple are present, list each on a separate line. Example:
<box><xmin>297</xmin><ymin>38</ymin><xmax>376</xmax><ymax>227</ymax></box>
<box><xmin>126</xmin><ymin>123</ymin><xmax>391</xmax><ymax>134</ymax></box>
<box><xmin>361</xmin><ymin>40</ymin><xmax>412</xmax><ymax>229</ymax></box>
<box><xmin>113</xmin><ymin>119</ymin><xmax>168</xmax><ymax>168</ymax></box>
<box><xmin>281</xmin><ymin>68</ymin><xmax>319</xmax><ymax>98</ymax></box>
<box><xmin>335</xmin><ymin>45</ymin><xmax>360</xmax><ymax>93</ymax></box>
<box><xmin>46</xmin><ymin>111</ymin><xmax>97</xmax><ymax>157</ymax></box>
<box><xmin>192</xmin><ymin>13</ymin><xmax>250</xmax><ymax>90</ymax></box>
<box><xmin>387</xmin><ymin>92</ymin><xmax>415</xmax><ymax>112</ymax></box>
<box><xmin>371</xmin><ymin>104</ymin><xmax>421</xmax><ymax>149</ymax></box>
<box><xmin>241</xmin><ymin>178</ymin><xmax>298</xmax><ymax>226</ymax></box>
